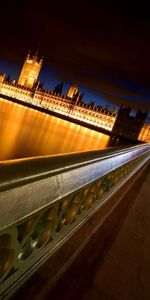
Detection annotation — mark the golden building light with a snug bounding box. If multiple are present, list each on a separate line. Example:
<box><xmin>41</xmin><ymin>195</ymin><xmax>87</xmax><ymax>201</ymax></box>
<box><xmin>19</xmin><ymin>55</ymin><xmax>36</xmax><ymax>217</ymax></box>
<box><xmin>0</xmin><ymin>72</ymin><xmax>5</xmax><ymax>83</ymax></box>
<box><xmin>67</xmin><ymin>85</ymin><xmax>78</xmax><ymax>98</ymax></box>
<box><xmin>138</xmin><ymin>123</ymin><xmax>150</xmax><ymax>143</ymax></box>
<box><xmin>18</xmin><ymin>52</ymin><xmax>43</xmax><ymax>89</ymax></box>
<box><xmin>0</xmin><ymin>54</ymin><xmax>117</xmax><ymax>133</ymax></box>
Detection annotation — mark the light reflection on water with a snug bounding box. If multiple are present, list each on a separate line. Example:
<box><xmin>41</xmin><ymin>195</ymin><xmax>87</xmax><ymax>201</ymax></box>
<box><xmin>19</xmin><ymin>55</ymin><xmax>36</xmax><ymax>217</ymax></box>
<box><xmin>0</xmin><ymin>98</ymin><xmax>110</xmax><ymax>161</ymax></box>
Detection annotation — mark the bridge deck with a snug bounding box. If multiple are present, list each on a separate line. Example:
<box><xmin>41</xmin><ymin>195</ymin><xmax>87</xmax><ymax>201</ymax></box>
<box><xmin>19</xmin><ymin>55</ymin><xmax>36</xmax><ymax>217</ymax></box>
<box><xmin>14</xmin><ymin>162</ymin><xmax>150</xmax><ymax>300</ymax></box>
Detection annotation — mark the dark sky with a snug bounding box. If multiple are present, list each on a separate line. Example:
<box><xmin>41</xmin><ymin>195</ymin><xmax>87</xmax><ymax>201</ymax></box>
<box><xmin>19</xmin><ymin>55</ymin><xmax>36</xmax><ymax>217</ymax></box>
<box><xmin>0</xmin><ymin>1</ymin><xmax>150</xmax><ymax>112</ymax></box>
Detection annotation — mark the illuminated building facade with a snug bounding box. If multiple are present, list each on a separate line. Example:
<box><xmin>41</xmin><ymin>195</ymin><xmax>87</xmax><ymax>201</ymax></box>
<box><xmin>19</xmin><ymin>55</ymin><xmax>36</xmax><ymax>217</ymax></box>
<box><xmin>67</xmin><ymin>85</ymin><xmax>78</xmax><ymax>98</ymax></box>
<box><xmin>0</xmin><ymin>54</ymin><xmax>149</xmax><ymax>139</ymax></box>
<box><xmin>112</xmin><ymin>106</ymin><xmax>147</xmax><ymax>141</ymax></box>
<box><xmin>138</xmin><ymin>123</ymin><xmax>150</xmax><ymax>143</ymax></box>
<box><xmin>0</xmin><ymin>72</ymin><xmax>5</xmax><ymax>83</ymax></box>
<box><xmin>0</xmin><ymin>79</ymin><xmax>116</xmax><ymax>131</ymax></box>
<box><xmin>18</xmin><ymin>53</ymin><xmax>43</xmax><ymax>89</ymax></box>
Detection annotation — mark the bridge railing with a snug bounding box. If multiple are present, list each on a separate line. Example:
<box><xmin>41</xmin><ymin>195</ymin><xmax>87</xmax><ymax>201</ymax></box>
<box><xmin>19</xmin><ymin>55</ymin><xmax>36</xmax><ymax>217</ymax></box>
<box><xmin>0</xmin><ymin>143</ymin><xmax>150</xmax><ymax>298</ymax></box>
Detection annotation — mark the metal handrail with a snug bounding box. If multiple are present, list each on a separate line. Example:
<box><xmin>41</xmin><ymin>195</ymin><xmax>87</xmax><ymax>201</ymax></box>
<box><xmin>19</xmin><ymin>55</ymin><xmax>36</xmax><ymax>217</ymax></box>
<box><xmin>0</xmin><ymin>143</ymin><xmax>149</xmax><ymax>229</ymax></box>
<box><xmin>0</xmin><ymin>143</ymin><xmax>149</xmax><ymax>192</ymax></box>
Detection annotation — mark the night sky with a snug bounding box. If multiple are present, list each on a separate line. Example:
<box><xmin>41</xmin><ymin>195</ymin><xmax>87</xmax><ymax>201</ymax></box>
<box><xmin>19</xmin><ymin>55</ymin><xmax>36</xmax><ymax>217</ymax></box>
<box><xmin>0</xmin><ymin>1</ymin><xmax>150</xmax><ymax>114</ymax></box>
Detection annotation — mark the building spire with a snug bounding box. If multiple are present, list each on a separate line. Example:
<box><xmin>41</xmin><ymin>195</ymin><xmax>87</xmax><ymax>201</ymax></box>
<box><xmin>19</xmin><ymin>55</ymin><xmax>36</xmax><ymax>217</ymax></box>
<box><xmin>27</xmin><ymin>50</ymin><xmax>30</xmax><ymax>59</ymax></box>
<box><xmin>34</xmin><ymin>43</ymin><xmax>40</xmax><ymax>59</ymax></box>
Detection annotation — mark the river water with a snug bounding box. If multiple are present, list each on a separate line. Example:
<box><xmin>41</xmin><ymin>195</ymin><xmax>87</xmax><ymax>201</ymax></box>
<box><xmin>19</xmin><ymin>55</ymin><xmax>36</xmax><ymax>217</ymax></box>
<box><xmin>0</xmin><ymin>98</ymin><xmax>111</xmax><ymax>161</ymax></box>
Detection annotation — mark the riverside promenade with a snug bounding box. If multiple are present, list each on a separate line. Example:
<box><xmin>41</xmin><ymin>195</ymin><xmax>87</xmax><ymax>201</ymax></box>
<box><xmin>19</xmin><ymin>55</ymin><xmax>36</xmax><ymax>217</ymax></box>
<box><xmin>13</xmin><ymin>161</ymin><xmax>150</xmax><ymax>300</ymax></box>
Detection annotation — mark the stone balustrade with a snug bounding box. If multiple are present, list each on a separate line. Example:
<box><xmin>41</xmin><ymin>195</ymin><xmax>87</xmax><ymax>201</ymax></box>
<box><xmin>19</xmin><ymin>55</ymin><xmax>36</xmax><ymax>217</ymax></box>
<box><xmin>0</xmin><ymin>144</ymin><xmax>150</xmax><ymax>298</ymax></box>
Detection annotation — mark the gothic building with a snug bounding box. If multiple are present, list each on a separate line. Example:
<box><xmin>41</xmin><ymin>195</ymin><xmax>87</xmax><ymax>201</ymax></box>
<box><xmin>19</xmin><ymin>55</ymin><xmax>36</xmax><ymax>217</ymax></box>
<box><xmin>18</xmin><ymin>52</ymin><xmax>43</xmax><ymax>89</ymax></box>
<box><xmin>0</xmin><ymin>53</ymin><xmax>148</xmax><ymax>142</ymax></box>
<box><xmin>112</xmin><ymin>105</ymin><xmax>147</xmax><ymax>141</ymax></box>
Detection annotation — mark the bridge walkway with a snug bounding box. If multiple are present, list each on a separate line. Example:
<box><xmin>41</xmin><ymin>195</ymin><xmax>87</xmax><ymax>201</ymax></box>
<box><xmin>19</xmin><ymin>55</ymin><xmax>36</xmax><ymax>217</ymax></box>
<box><xmin>14</xmin><ymin>163</ymin><xmax>150</xmax><ymax>300</ymax></box>
<box><xmin>47</xmin><ymin>163</ymin><xmax>150</xmax><ymax>300</ymax></box>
